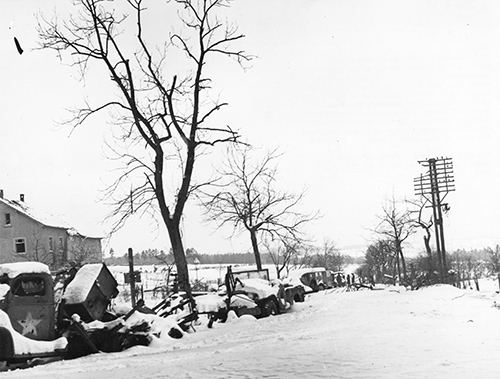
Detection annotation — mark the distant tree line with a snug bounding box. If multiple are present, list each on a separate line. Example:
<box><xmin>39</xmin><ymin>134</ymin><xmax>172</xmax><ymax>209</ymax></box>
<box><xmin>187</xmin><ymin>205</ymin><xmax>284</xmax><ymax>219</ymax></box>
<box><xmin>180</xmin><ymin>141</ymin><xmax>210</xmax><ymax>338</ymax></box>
<box><xmin>104</xmin><ymin>243</ymin><xmax>358</xmax><ymax>277</ymax></box>
<box><xmin>104</xmin><ymin>248</ymin><xmax>275</xmax><ymax>266</ymax></box>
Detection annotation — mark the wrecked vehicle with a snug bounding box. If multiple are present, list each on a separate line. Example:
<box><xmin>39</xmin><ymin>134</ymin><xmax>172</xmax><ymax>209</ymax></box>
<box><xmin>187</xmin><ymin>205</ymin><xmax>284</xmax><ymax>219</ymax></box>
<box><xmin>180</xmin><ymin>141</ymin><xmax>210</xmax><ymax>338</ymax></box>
<box><xmin>0</xmin><ymin>261</ymin><xmax>180</xmax><ymax>370</ymax></box>
<box><xmin>0</xmin><ymin>262</ymin><xmax>67</xmax><ymax>369</ymax></box>
<box><xmin>195</xmin><ymin>266</ymin><xmax>306</xmax><ymax>326</ymax></box>
<box><xmin>285</xmin><ymin>267</ymin><xmax>334</xmax><ymax>292</ymax></box>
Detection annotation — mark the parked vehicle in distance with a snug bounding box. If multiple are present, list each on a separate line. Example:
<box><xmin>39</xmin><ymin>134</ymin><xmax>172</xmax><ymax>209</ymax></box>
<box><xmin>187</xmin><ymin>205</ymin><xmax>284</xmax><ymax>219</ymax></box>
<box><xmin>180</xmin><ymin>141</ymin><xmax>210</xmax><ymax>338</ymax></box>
<box><xmin>194</xmin><ymin>266</ymin><xmax>306</xmax><ymax>326</ymax></box>
<box><xmin>285</xmin><ymin>267</ymin><xmax>334</xmax><ymax>292</ymax></box>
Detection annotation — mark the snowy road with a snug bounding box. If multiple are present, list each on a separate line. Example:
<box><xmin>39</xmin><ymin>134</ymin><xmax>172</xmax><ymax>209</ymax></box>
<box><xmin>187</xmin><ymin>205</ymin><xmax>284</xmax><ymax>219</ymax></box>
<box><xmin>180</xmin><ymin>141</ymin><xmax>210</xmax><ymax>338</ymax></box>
<box><xmin>4</xmin><ymin>285</ymin><xmax>500</xmax><ymax>378</ymax></box>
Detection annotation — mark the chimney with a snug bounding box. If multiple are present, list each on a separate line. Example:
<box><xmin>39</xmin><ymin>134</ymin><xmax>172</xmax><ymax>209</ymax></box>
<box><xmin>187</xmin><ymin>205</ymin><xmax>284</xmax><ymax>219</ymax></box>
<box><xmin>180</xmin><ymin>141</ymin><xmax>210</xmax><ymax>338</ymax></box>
<box><xmin>20</xmin><ymin>194</ymin><xmax>24</xmax><ymax>202</ymax></box>
<box><xmin>0</xmin><ymin>190</ymin><xmax>3</xmax><ymax>199</ymax></box>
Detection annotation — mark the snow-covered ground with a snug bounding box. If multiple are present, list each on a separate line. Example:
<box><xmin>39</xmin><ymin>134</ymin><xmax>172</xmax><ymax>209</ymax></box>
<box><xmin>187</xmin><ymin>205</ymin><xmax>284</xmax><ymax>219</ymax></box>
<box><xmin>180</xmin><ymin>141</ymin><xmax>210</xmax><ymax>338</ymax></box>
<box><xmin>4</xmin><ymin>280</ymin><xmax>500</xmax><ymax>378</ymax></box>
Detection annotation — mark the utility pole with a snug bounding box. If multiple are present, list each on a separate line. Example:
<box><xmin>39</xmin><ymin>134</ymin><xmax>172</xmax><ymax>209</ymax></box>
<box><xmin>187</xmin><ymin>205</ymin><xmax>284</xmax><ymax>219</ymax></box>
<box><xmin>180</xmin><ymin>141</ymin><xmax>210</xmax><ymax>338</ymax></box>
<box><xmin>128</xmin><ymin>247</ymin><xmax>136</xmax><ymax>307</ymax></box>
<box><xmin>414</xmin><ymin>157</ymin><xmax>455</xmax><ymax>282</ymax></box>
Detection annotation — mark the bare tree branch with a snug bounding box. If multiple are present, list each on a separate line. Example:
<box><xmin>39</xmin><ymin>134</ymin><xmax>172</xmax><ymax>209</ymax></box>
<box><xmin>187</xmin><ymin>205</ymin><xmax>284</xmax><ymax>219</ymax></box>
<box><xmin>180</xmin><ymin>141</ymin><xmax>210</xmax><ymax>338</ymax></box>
<box><xmin>201</xmin><ymin>146</ymin><xmax>318</xmax><ymax>269</ymax></box>
<box><xmin>38</xmin><ymin>0</ymin><xmax>251</xmax><ymax>295</ymax></box>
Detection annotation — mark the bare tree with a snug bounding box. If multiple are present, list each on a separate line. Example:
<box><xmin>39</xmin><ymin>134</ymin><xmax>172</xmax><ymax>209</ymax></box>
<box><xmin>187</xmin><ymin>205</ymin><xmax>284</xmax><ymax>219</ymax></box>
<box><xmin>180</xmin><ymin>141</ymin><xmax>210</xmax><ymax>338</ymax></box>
<box><xmin>487</xmin><ymin>245</ymin><xmax>500</xmax><ymax>291</ymax></box>
<box><xmin>361</xmin><ymin>239</ymin><xmax>394</xmax><ymax>283</ymax></box>
<box><xmin>263</xmin><ymin>238</ymin><xmax>300</xmax><ymax>279</ymax></box>
<box><xmin>408</xmin><ymin>198</ymin><xmax>434</xmax><ymax>277</ymax></box>
<box><xmin>291</xmin><ymin>243</ymin><xmax>315</xmax><ymax>269</ymax></box>
<box><xmin>311</xmin><ymin>240</ymin><xmax>344</xmax><ymax>271</ymax></box>
<box><xmin>202</xmin><ymin>146</ymin><xmax>316</xmax><ymax>270</ymax></box>
<box><xmin>375</xmin><ymin>198</ymin><xmax>415</xmax><ymax>284</ymax></box>
<box><xmin>38</xmin><ymin>0</ymin><xmax>250</xmax><ymax>295</ymax></box>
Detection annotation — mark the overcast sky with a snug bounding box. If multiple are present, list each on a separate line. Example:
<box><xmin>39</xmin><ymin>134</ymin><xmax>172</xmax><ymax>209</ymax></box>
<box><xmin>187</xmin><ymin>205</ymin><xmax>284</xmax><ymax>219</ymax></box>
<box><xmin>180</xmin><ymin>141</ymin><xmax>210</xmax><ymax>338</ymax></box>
<box><xmin>1</xmin><ymin>0</ymin><xmax>500</xmax><ymax>257</ymax></box>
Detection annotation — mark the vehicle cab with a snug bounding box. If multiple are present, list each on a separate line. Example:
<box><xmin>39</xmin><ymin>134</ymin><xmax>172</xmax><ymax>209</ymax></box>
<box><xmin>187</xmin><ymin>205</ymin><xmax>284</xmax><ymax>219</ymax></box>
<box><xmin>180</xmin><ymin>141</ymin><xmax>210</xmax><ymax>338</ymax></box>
<box><xmin>0</xmin><ymin>262</ymin><xmax>55</xmax><ymax>341</ymax></box>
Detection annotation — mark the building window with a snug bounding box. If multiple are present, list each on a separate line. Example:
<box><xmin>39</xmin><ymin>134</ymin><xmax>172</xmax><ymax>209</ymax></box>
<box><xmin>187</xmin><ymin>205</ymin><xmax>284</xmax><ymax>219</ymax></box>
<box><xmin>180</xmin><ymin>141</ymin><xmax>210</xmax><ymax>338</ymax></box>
<box><xmin>48</xmin><ymin>237</ymin><xmax>53</xmax><ymax>252</ymax></box>
<box><xmin>14</xmin><ymin>238</ymin><xmax>26</xmax><ymax>254</ymax></box>
<box><xmin>4</xmin><ymin>213</ymin><xmax>11</xmax><ymax>226</ymax></box>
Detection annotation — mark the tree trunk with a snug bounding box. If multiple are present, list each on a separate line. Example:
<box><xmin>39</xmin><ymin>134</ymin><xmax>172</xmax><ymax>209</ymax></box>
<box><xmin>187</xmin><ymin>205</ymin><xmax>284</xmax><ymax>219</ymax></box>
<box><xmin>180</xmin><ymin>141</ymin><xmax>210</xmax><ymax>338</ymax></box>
<box><xmin>423</xmin><ymin>234</ymin><xmax>433</xmax><ymax>276</ymax></box>
<box><xmin>166</xmin><ymin>221</ymin><xmax>191</xmax><ymax>297</ymax></box>
<box><xmin>249</xmin><ymin>229</ymin><xmax>262</xmax><ymax>270</ymax></box>
<box><xmin>399</xmin><ymin>250</ymin><xmax>407</xmax><ymax>280</ymax></box>
<box><xmin>396</xmin><ymin>241</ymin><xmax>407</xmax><ymax>282</ymax></box>
<box><xmin>395</xmin><ymin>253</ymin><xmax>401</xmax><ymax>284</ymax></box>
<box><xmin>154</xmin><ymin>148</ymin><xmax>192</xmax><ymax>297</ymax></box>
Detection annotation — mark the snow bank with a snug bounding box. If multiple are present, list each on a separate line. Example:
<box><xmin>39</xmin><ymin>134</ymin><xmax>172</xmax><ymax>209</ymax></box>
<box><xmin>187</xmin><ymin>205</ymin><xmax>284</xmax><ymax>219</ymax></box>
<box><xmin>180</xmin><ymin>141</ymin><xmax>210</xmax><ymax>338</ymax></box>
<box><xmin>493</xmin><ymin>293</ymin><xmax>500</xmax><ymax>308</ymax></box>
<box><xmin>0</xmin><ymin>262</ymin><xmax>50</xmax><ymax>279</ymax></box>
<box><xmin>417</xmin><ymin>284</ymin><xmax>464</xmax><ymax>299</ymax></box>
<box><xmin>225</xmin><ymin>310</ymin><xmax>238</xmax><ymax>323</ymax></box>
<box><xmin>0</xmin><ymin>310</ymin><xmax>67</xmax><ymax>355</ymax></box>
<box><xmin>236</xmin><ymin>278</ymin><xmax>278</xmax><ymax>299</ymax></box>
<box><xmin>236</xmin><ymin>314</ymin><xmax>257</xmax><ymax>323</ymax></box>
<box><xmin>63</xmin><ymin>263</ymin><xmax>103</xmax><ymax>304</ymax></box>
<box><xmin>8</xmin><ymin>277</ymin><xmax>500</xmax><ymax>378</ymax></box>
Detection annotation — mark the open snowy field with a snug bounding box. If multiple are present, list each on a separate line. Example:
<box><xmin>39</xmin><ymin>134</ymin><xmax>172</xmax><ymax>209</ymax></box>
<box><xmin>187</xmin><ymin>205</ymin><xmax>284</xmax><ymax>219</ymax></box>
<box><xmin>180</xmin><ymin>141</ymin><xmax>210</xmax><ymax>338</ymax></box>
<box><xmin>4</xmin><ymin>283</ymin><xmax>500</xmax><ymax>379</ymax></box>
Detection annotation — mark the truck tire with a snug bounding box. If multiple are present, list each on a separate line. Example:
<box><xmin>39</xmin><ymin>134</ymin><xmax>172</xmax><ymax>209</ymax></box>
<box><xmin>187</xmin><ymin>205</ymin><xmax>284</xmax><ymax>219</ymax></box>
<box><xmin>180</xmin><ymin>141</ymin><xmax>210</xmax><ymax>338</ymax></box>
<box><xmin>259</xmin><ymin>297</ymin><xmax>279</xmax><ymax>318</ymax></box>
<box><xmin>294</xmin><ymin>289</ymin><xmax>305</xmax><ymax>303</ymax></box>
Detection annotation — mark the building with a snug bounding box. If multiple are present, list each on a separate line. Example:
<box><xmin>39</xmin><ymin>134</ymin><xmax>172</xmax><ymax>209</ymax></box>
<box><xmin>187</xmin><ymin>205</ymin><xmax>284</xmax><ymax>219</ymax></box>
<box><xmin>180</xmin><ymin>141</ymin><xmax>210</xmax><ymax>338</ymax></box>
<box><xmin>0</xmin><ymin>190</ymin><xmax>102</xmax><ymax>269</ymax></box>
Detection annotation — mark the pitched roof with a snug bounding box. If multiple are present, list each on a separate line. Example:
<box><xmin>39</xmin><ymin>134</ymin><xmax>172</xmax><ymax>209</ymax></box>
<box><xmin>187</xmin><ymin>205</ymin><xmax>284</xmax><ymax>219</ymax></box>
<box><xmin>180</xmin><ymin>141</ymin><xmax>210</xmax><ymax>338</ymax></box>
<box><xmin>0</xmin><ymin>196</ymin><xmax>102</xmax><ymax>239</ymax></box>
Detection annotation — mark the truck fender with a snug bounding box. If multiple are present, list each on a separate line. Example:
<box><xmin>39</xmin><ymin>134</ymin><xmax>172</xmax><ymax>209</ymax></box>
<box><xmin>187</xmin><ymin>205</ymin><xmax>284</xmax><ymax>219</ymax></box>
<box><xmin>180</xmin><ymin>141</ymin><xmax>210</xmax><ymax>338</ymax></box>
<box><xmin>0</xmin><ymin>326</ymin><xmax>14</xmax><ymax>361</ymax></box>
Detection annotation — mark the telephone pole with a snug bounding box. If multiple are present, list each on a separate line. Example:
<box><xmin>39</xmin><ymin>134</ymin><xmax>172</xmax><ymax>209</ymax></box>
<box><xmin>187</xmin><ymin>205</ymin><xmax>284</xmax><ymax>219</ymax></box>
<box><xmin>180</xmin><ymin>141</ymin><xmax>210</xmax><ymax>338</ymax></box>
<box><xmin>414</xmin><ymin>157</ymin><xmax>455</xmax><ymax>282</ymax></box>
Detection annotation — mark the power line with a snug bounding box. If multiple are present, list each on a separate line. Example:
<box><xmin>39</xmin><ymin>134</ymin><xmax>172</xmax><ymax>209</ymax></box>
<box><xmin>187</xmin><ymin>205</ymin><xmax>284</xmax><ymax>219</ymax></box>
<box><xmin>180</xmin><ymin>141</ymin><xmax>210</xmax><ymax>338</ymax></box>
<box><xmin>414</xmin><ymin>157</ymin><xmax>455</xmax><ymax>282</ymax></box>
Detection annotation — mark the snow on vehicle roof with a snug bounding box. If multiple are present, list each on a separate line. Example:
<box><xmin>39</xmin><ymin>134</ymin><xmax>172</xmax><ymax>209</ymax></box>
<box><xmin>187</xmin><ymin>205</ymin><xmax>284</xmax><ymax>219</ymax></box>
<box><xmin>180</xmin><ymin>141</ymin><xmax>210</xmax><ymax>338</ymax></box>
<box><xmin>236</xmin><ymin>278</ymin><xmax>278</xmax><ymax>299</ymax></box>
<box><xmin>195</xmin><ymin>293</ymin><xmax>226</xmax><ymax>313</ymax></box>
<box><xmin>63</xmin><ymin>263</ymin><xmax>103</xmax><ymax>304</ymax></box>
<box><xmin>229</xmin><ymin>293</ymin><xmax>257</xmax><ymax>309</ymax></box>
<box><xmin>0</xmin><ymin>262</ymin><xmax>51</xmax><ymax>279</ymax></box>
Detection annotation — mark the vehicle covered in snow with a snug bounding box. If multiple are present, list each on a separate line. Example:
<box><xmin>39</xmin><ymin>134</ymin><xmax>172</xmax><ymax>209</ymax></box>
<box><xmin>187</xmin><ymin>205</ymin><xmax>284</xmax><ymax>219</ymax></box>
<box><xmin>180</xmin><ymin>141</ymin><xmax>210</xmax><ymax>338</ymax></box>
<box><xmin>195</xmin><ymin>267</ymin><xmax>305</xmax><ymax>325</ymax></box>
<box><xmin>0</xmin><ymin>262</ymin><xmax>57</xmax><ymax>341</ymax></box>
<box><xmin>0</xmin><ymin>262</ymin><xmax>67</xmax><ymax>368</ymax></box>
<box><xmin>0</xmin><ymin>261</ymin><xmax>162</xmax><ymax>370</ymax></box>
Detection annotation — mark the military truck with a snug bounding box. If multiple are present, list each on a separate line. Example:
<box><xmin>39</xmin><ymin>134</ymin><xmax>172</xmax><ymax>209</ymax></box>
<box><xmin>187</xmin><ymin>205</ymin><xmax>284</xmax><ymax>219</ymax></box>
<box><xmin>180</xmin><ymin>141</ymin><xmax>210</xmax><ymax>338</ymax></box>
<box><xmin>194</xmin><ymin>266</ymin><xmax>306</xmax><ymax>326</ymax></box>
<box><xmin>0</xmin><ymin>261</ymin><xmax>120</xmax><ymax>369</ymax></box>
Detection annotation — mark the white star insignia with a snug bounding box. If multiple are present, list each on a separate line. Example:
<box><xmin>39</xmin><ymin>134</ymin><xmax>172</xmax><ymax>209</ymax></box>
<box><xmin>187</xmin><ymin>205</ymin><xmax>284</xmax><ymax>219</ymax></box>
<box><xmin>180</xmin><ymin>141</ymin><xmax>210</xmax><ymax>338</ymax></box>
<box><xmin>17</xmin><ymin>312</ymin><xmax>42</xmax><ymax>336</ymax></box>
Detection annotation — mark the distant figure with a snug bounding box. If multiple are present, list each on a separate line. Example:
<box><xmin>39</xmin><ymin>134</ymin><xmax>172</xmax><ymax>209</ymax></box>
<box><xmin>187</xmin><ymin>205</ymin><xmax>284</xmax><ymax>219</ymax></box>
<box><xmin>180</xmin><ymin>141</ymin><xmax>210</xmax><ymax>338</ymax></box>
<box><xmin>346</xmin><ymin>273</ymin><xmax>351</xmax><ymax>287</ymax></box>
<box><xmin>336</xmin><ymin>273</ymin><xmax>343</xmax><ymax>287</ymax></box>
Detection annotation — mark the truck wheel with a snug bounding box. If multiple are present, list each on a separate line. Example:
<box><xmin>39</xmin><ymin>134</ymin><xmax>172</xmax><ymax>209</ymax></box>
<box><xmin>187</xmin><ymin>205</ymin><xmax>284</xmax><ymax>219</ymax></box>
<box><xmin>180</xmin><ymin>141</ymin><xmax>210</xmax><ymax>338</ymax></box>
<box><xmin>261</xmin><ymin>298</ymin><xmax>279</xmax><ymax>317</ymax></box>
<box><xmin>318</xmin><ymin>284</ymin><xmax>325</xmax><ymax>291</ymax></box>
<box><xmin>294</xmin><ymin>290</ymin><xmax>305</xmax><ymax>303</ymax></box>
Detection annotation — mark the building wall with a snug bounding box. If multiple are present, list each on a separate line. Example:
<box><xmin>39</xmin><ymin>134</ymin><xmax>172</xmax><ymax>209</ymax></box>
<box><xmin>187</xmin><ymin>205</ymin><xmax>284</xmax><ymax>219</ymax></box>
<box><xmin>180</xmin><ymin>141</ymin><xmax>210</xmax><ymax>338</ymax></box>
<box><xmin>0</xmin><ymin>201</ymin><xmax>101</xmax><ymax>268</ymax></box>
